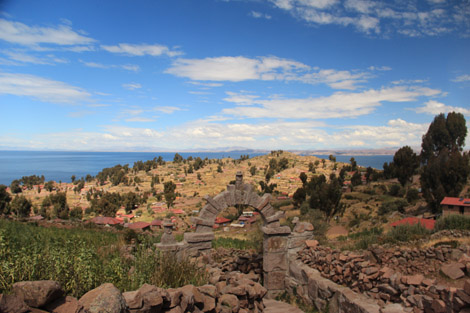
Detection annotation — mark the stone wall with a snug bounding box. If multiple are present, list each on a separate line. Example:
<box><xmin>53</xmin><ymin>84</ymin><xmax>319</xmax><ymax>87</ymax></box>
<box><xmin>287</xmin><ymin>242</ymin><xmax>470</xmax><ymax>313</ymax></box>
<box><xmin>1</xmin><ymin>271</ymin><xmax>267</xmax><ymax>313</ymax></box>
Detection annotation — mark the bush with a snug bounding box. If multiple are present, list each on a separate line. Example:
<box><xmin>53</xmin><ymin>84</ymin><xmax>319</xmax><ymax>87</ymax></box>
<box><xmin>435</xmin><ymin>214</ymin><xmax>470</xmax><ymax>231</ymax></box>
<box><xmin>378</xmin><ymin>199</ymin><xmax>408</xmax><ymax>215</ymax></box>
<box><xmin>386</xmin><ymin>223</ymin><xmax>430</xmax><ymax>243</ymax></box>
<box><xmin>388</xmin><ymin>184</ymin><xmax>404</xmax><ymax>197</ymax></box>
<box><xmin>406</xmin><ymin>188</ymin><xmax>420</xmax><ymax>203</ymax></box>
<box><xmin>302</xmin><ymin>209</ymin><xmax>329</xmax><ymax>240</ymax></box>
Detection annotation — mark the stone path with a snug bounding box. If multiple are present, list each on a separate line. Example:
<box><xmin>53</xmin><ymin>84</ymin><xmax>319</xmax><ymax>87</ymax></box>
<box><xmin>264</xmin><ymin>299</ymin><xmax>305</xmax><ymax>313</ymax></box>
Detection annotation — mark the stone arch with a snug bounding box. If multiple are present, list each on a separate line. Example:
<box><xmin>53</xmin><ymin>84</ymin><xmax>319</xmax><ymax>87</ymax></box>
<box><xmin>184</xmin><ymin>172</ymin><xmax>292</xmax><ymax>297</ymax></box>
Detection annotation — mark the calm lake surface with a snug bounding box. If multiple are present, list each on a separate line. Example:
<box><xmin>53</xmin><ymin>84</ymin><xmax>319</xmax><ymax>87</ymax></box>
<box><xmin>0</xmin><ymin>151</ymin><xmax>393</xmax><ymax>185</ymax></box>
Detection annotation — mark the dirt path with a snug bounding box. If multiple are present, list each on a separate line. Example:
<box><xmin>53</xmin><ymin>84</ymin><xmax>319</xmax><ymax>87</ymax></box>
<box><xmin>326</xmin><ymin>225</ymin><xmax>348</xmax><ymax>238</ymax></box>
<box><xmin>264</xmin><ymin>299</ymin><xmax>305</xmax><ymax>313</ymax></box>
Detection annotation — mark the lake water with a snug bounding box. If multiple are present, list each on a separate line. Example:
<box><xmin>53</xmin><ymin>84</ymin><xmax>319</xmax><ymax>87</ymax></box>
<box><xmin>0</xmin><ymin>150</ymin><xmax>393</xmax><ymax>185</ymax></box>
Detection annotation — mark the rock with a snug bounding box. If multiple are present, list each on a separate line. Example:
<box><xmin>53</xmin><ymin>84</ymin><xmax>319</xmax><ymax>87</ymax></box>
<box><xmin>431</xmin><ymin>299</ymin><xmax>446</xmax><ymax>313</ymax></box>
<box><xmin>198</xmin><ymin>285</ymin><xmax>218</xmax><ymax>298</ymax></box>
<box><xmin>464</xmin><ymin>280</ymin><xmax>470</xmax><ymax>295</ymax></box>
<box><xmin>382</xmin><ymin>303</ymin><xmax>407</xmax><ymax>313</ymax></box>
<box><xmin>45</xmin><ymin>296</ymin><xmax>81</xmax><ymax>313</ymax></box>
<box><xmin>217</xmin><ymin>294</ymin><xmax>239</xmax><ymax>313</ymax></box>
<box><xmin>378</xmin><ymin>284</ymin><xmax>398</xmax><ymax>295</ymax></box>
<box><xmin>293</xmin><ymin>222</ymin><xmax>314</xmax><ymax>233</ymax></box>
<box><xmin>305</xmin><ymin>240</ymin><xmax>319</xmax><ymax>248</ymax></box>
<box><xmin>0</xmin><ymin>294</ymin><xmax>30</xmax><ymax>313</ymax></box>
<box><xmin>12</xmin><ymin>280</ymin><xmax>64</xmax><ymax>308</ymax></box>
<box><xmin>407</xmin><ymin>274</ymin><xmax>424</xmax><ymax>286</ymax></box>
<box><xmin>441</xmin><ymin>263</ymin><xmax>466</xmax><ymax>280</ymax></box>
<box><xmin>78</xmin><ymin>283</ymin><xmax>127</xmax><ymax>313</ymax></box>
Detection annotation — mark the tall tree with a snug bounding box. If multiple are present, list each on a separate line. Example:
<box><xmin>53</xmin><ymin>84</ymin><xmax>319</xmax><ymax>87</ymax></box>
<box><xmin>164</xmin><ymin>181</ymin><xmax>177</xmax><ymax>209</ymax></box>
<box><xmin>0</xmin><ymin>185</ymin><xmax>11</xmax><ymax>215</ymax></box>
<box><xmin>420</xmin><ymin>112</ymin><xmax>470</xmax><ymax>212</ymax></box>
<box><xmin>306</xmin><ymin>174</ymin><xmax>344</xmax><ymax>221</ymax></box>
<box><xmin>393</xmin><ymin>146</ymin><xmax>420</xmax><ymax>186</ymax></box>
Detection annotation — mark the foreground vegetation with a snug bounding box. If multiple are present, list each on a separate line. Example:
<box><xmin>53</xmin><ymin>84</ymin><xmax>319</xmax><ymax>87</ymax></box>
<box><xmin>0</xmin><ymin>219</ymin><xmax>207</xmax><ymax>297</ymax></box>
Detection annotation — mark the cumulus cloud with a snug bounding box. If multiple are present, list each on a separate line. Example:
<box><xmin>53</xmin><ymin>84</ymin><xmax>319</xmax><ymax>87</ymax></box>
<box><xmin>166</xmin><ymin>55</ymin><xmax>369</xmax><ymax>89</ymax></box>
<box><xmin>101</xmin><ymin>43</ymin><xmax>182</xmax><ymax>57</ymax></box>
<box><xmin>0</xmin><ymin>18</ymin><xmax>95</xmax><ymax>47</ymax></box>
<box><xmin>0</xmin><ymin>72</ymin><xmax>90</xmax><ymax>103</ymax></box>
<box><xmin>222</xmin><ymin>86</ymin><xmax>442</xmax><ymax>119</ymax></box>
<box><xmin>414</xmin><ymin>100</ymin><xmax>470</xmax><ymax>115</ymax></box>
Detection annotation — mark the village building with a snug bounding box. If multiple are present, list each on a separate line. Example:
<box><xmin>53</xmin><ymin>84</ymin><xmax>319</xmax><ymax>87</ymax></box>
<box><xmin>390</xmin><ymin>217</ymin><xmax>435</xmax><ymax>230</ymax></box>
<box><xmin>440</xmin><ymin>197</ymin><xmax>470</xmax><ymax>216</ymax></box>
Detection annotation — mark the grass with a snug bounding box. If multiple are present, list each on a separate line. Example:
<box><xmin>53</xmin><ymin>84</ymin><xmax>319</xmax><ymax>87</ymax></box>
<box><xmin>0</xmin><ymin>219</ymin><xmax>208</xmax><ymax>297</ymax></box>
<box><xmin>435</xmin><ymin>214</ymin><xmax>470</xmax><ymax>231</ymax></box>
<box><xmin>212</xmin><ymin>236</ymin><xmax>259</xmax><ymax>250</ymax></box>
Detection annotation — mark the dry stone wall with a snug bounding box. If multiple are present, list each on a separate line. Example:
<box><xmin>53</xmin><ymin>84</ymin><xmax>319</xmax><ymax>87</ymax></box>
<box><xmin>289</xmin><ymin>242</ymin><xmax>470</xmax><ymax>313</ymax></box>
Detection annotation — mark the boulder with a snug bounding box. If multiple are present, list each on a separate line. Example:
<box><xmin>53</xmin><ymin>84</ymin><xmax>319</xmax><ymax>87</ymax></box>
<box><xmin>45</xmin><ymin>296</ymin><xmax>82</xmax><ymax>313</ymax></box>
<box><xmin>12</xmin><ymin>280</ymin><xmax>63</xmax><ymax>308</ymax></box>
<box><xmin>78</xmin><ymin>283</ymin><xmax>127</xmax><ymax>313</ymax></box>
<box><xmin>0</xmin><ymin>294</ymin><xmax>30</xmax><ymax>313</ymax></box>
<box><xmin>123</xmin><ymin>284</ymin><xmax>163</xmax><ymax>313</ymax></box>
<box><xmin>441</xmin><ymin>263</ymin><xmax>466</xmax><ymax>280</ymax></box>
<box><xmin>217</xmin><ymin>294</ymin><xmax>239</xmax><ymax>313</ymax></box>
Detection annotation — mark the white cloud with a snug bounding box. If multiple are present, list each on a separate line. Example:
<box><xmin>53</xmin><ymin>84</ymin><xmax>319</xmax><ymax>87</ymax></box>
<box><xmin>154</xmin><ymin>106</ymin><xmax>182</xmax><ymax>114</ymax></box>
<box><xmin>222</xmin><ymin>86</ymin><xmax>442</xmax><ymax>119</ymax></box>
<box><xmin>101</xmin><ymin>43</ymin><xmax>182</xmax><ymax>57</ymax></box>
<box><xmin>122</xmin><ymin>83</ymin><xmax>142</xmax><ymax>90</ymax></box>
<box><xmin>268</xmin><ymin>0</ymin><xmax>470</xmax><ymax>37</ymax></box>
<box><xmin>167</xmin><ymin>55</ymin><xmax>368</xmax><ymax>89</ymax></box>
<box><xmin>250</xmin><ymin>11</ymin><xmax>272</xmax><ymax>19</ymax></box>
<box><xmin>1</xmin><ymin>50</ymin><xmax>69</xmax><ymax>65</ymax></box>
<box><xmin>0</xmin><ymin>72</ymin><xmax>90</xmax><ymax>103</ymax></box>
<box><xmin>125</xmin><ymin>117</ymin><xmax>156</xmax><ymax>122</ymax></box>
<box><xmin>80</xmin><ymin>60</ymin><xmax>140</xmax><ymax>72</ymax></box>
<box><xmin>0</xmin><ymin>18</ymin><xmax>95</xmax><ymax>47</ymax></box>
<box><xmin>453</xmin><ymin>74</ymin><xmax>470</xmax><ymax>82</ymax></box>
<box><xmin>414</xmin><ymin>100</ymin><xmax>470</xmax><ymax>115</ymax></box>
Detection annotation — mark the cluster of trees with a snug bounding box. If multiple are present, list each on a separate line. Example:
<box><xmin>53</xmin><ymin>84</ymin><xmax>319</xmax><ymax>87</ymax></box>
<box><xmin>87</xmin><ymin>190</ymin><xmax>148</xmax><ymax>216</ymax></box>
<box><xmin>95</xmin><ymin>164</ymin><xmax>130</xmax><ymax>186</ymax></box>
<box><xmin>383</xmin><ymin>112</ymin><xmax>469</xmax><ymax>212</ymax></box>
<box><xmin>293</xmin><ymin>173</ymin><xmax>344</xmax><ymax>221</ymax></box>
<box><xmin>133</xmin><ymin>156</ymin><xmax>164</xmax><ymax>172</ymax></box>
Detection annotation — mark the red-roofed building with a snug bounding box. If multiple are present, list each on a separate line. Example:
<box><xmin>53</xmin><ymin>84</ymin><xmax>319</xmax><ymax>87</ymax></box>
<box><xmin>215</xmin><ymin>217</ymin><xmax>231</xmax><ymax>226</ymax></box>
<box><xmin>441</xmin><ymin>197</ymin><xmax>470</xmax><ymax>216</ymax></box>
<box><xmin>172</xmin><ymin>209</ymin><xmax>184</xmax><ymax>215</ymax></box>
<box><xmin>390</xmin><ymin>217</ymin><xmax>435</xmax><ymax>230</ymax></box>
<box><xmin>128</xmin><ymin>221</ymin><xmax>151</xmax><ymax>231</ymax></box>
<box><xmin>151</xmin><ymin>219</ymin><xmax>163</xmax><ymax>229</ymax></box>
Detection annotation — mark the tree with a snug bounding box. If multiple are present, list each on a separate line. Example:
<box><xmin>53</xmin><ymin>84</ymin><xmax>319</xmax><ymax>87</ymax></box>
<box><xmin>10</xmin><ymin>180</ymin><xmax>22</xmax><ymax>194</ymax></box>
<box><xmin>351</xmin><ymin>172</ymin><xmax>362</xmax><ymax>187</ymax></box>
<box><xmin>122</xmin><ymin>192</ymin><xmax>139</xmax><ymax>214</ymax></box>
<box><xmin>164</xmin><ymin>181</ymin><xmax>177</xmax><ymax>209</ymax></box>
<box><xmin>44</xmin><ymin>181</ymin><xmax>54</xmax><ymax>192</ymax></box>
<box><xmin>299</xmin><ymin>172</ymin><xmax>308</xmax><ymax>187</ymax></box>
<box><xmin>217</xmin><ymin>165</ymin><xmax>223</xmax><ymax>173</ymax></box>
<box><xmin>42</xmin><ymin>192</ymin><xmax>69</xmax><ymax>219</ymax></box>
<box><xmin>173</xmin><ymin>153</ymin><xmax>184</xmax><ymax>163</ymax></box>
<box><xmin>10</xmin><ymin>195</ymin><xmax>31</xmax><ymax>218</ymax></box>
<box><xmin>0</xmin><ymin>184</ymin><xmax>11</xmax><ymax>215</ymax></box>
<box><xmin>350</xmin><ymin>157</ymin><xmax>357</xmax><ymax>171</ymax></box>
<box><xmin>292</xmin><ymin>187</ymin><xmax>306</xmax><ymax>208</ymax></box>
<box><xmin>306</xmin><ymin>174</ymin><xmax>344</xmax><ymax>222</ymax></box>
<box><xmin>420</xmin><ymin>112</ymin><xmax>470</xmax><ymax>212</ymax></box>
<box><xmin>250</xmin><ymin>166</ymin><xmax>257</xmax><ymax>176</ymax></box>
<box><xmin>71</xmin><ymin>175</ymin><xmax>76</xmax><ymax>183</ymax></box>
<box><xmin>329</xmin><ymin>155</ymin><xmax>336</xmax><ymax>162</ymax></box>
<box><xmin>393</xmin><ymin>146</ymin><xmax>419</xmax><ymax>186</ymax></box>
<box><xmin>308</xmin><ymin>162</ymin><xmax>315</xmax><ymax>173</ymax></box>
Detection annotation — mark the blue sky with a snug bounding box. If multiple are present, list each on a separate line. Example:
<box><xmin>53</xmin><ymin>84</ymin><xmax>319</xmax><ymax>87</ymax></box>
<box><xmin>0</xmin><ymin>0</ymin><xmax>469</xmax><ymax>151</ymax></box>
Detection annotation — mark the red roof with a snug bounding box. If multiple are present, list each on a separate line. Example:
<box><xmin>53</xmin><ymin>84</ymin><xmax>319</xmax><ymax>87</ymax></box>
<box><xmin>172</xmin><ymin>209</ymin><xmax>184</xmax><ymax>214</ymax></box>
<box><xmin>441</xmin><ymin>197</ymin><xmax>470</xmax><ymax>207</ymax></box>
<box><xmin>151</xmin><ymin>219</ymin><xmax>163</xmax><ymax>226</ymax></box>
<box><xmin>128</xmin><ymin>222</ymin><xmax>151</xmax><ymax>230</ymax></box>
<box><xmin>215</xmin><ymin>217</ymin><xmax>231</xmax><ymax>224</ymax></box>
<box><xmin>390</xmin><ymin>217</ymin><xmax>435</xmax><ymax>230</ymax></box>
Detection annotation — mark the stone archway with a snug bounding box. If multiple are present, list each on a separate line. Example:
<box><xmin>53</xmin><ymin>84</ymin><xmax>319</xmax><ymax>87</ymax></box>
<box><xmin>184</xmin><ymin>172</ymin><xmax>292</xmax><ymax>297</ymax></box>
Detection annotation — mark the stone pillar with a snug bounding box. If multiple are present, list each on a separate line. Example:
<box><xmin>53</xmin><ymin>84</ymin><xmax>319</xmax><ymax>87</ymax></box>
<box><xmin>156</xmin><ymin>219</ymin><xmax>187</xmax><ymax>254</ymax></box>
<box><xmin>262</xmin><ymin>225</ymin><xmax>291</xmax><ymax>298</ymax></box>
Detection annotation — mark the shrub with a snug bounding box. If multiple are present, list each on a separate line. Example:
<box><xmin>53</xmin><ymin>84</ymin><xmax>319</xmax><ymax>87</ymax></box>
<box><xmin>388</xmin><ymin>184</ymin><xmax>404</xmax><ymax>197</ymax></box>
<box><xmin>386</xmin><ymin>223</ymin><xmax>430</xmax><ymax>243</ymax></box>
<box><xmin>378</xmin><ymin>199</ymin><xmax>408</xmax><ymax>215</ymax></box>
<box><xmin>435</xmin><ymin>214</ymin><xmax>470</xmax><ymax>231</ymax></box>
<box><xmin>406</xmin><ymin>188</ymin><xmax>420</xmax><ymax>203</ymax></box>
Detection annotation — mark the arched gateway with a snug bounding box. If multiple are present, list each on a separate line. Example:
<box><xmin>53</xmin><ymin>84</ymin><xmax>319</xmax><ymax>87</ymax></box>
<box><xmin>157</xmin><ymin>172</ymin><xmax>313</xmax><ymax>297</ymax></box>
